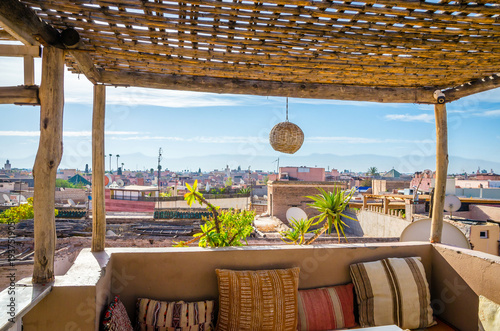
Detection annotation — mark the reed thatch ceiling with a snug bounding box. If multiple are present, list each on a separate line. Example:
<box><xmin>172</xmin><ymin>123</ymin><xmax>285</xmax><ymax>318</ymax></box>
<box><xmin>2</xmin><ymin>0</ymin><xmax>500</xmax><ymax>102</ymax></box>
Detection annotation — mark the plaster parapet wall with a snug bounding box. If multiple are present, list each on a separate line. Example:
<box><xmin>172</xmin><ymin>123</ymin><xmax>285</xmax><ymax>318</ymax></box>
<box><xmin>19</xmin><ymin>243</ymin><xmax>500</xmax><ymax>331</ymax></box>
<box><xmin>353</xmin><ymin>210</ymin><xmax>411</xmax><ymax>237</ymax></box>
<box><xmin>470</xmin><ymin>204</ymin><xmax>500</xmax><ymax>222</ymax></box>
<box><xmin>431</xmin><ymin>244</ymin><xmax>500</xmax><ymax>331</ymax></box>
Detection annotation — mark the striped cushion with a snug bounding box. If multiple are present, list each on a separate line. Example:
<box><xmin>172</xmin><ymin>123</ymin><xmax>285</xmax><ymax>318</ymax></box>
<box><xmin>297</xmin><ymin>283</ymin><xmax>356</xmax><ymax>331</ymax></box>
<box><xmin>216</xmin><ymin>267</ymin><xmax>300</xmax><ymax>331</ymax></box>
<box><xmin>350</xmin><ymin>257</ymin><xmax>435</xmax><ymax>329</ymax></box>
<box><xmin>136</xmin><ymin>298</ymin><xmax>215</xmax><ymax>331</ymax></box>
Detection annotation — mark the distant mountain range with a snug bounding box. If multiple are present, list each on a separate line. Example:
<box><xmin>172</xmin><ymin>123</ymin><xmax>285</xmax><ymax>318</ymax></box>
<box><xmin>3</xmin><ymin>153</ymin><xmax>499</xmax><ymax>174</ymax></box>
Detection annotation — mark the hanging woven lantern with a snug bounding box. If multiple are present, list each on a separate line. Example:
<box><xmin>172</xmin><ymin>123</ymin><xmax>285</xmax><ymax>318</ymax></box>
<box><xmin>269</xmin><ymin>98</ymin><xmax>304</xmax><ymax>154</ymax></box>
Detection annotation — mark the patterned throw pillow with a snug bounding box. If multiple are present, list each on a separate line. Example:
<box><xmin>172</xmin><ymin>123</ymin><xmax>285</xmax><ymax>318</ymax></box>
<box><xmin>102</xmin><ymin>296</ymin><xmax>134</xmax><ymax>331</ymax></box>
<box><xmin>216</xmin><ymin>267</ymin><xmax>300</xmax><ymax>331</ymax></box>
<box><xmin>136</xmin><ymin>298</ymin><xmax>215</xmax><ymax>331</ymax></box>
<box><xmin>297</xmin><ymin>283</ymin><xmax>356</xmax><ymax>331</ymax></box>
<box><xmin>350</xmin><ymin>257</ymin><xmax>435</xmax><ymax>329</ymax></box>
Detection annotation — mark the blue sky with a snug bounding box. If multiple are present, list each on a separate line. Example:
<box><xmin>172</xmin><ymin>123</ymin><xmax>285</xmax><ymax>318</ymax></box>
<box><xmin>1</xmin><ymin>56</ymin><xmax>499</xmax><ymax>173</ymax></box>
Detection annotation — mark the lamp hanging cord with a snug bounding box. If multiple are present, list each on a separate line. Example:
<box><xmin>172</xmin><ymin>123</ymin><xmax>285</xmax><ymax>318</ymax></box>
<box><xmin>286</xmin><ymin>97</ymin><xmax>289</xmax><ymax>121</ymax></box>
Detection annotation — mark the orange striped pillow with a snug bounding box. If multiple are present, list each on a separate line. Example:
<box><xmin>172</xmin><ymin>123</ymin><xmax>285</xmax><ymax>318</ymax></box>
<box><xmin>297</xmin><ymin>284</ymin><xmax>356</xmax><ymax>331</ymax></box>
<box><xmin>216</xmin><ymin>267</ymin><xmax>300</xmax><ymax>331</ymax></box>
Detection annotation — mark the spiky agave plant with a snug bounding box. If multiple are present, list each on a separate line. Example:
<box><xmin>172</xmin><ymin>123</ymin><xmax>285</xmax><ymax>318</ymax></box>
<box><xmin>305</xmin><ymin>187</ymin><xmax>357</xmax><ymax>244</ymax></box>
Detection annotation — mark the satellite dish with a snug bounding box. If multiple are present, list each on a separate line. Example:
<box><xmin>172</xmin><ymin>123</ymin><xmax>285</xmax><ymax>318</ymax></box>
<box><xmin>444</xmin><ymin>195</ymin><xmax>461</xmax><ymax>219</ymax></box>
<box><xmin>19</xmin><ymin>195</ymin><xmax>27</xmax><ymax>202</ymax></box>
<box><xmin>400</xmin><ymin>218</ymin><xmax>470</xmax><ymax>249</ymax></box>
<box><xmin>104</xmin><ymin>175</ymin><xmax>112</xmax><ymax>186</ymax></box>
<box><xmin>286</xmin><ymin>207</ymin><xmax>307</xmax><ymax>223</ymax></box>
<box><xmin>116</xmin><ymin>179</ymin><xmax>124</xmax><ymax>187</ymax></box>
<box><xmin>68</xmin><ymin>199</ymin><xmax>76</xmax><ymax>207</ymax></box>
<box><xmin>2</xmin><ymin>194</ymin><xmax>10</xmax><ymax>203</ymax></box>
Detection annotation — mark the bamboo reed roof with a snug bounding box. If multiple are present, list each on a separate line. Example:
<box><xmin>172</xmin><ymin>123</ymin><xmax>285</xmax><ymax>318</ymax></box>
<box><xmin>10</xmin><ymin>0</ymin><xmax>500</xmax><ymax>101</ymax></box>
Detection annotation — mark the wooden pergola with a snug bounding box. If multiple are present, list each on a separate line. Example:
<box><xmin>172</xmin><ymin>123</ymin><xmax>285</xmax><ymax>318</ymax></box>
<box><xmin>0</xmin><ymin>0</ymin><xmax>499</xmax><ymax>284</ymax></box>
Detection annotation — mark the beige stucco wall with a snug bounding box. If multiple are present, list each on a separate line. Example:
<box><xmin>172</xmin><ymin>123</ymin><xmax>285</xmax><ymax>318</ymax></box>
<box><xmin>470</xmin><ymin>204</ymin><xmax>500</xmax><ymax>222</ymax></box>
<box><xmin>470</xmin><ymin>223</ymin><xmax>500</xmax><ymax>256</ymax></box>
<box><xmin>20</xmin><ymin>243</ymin><xmax>500</xmax><ymax>331</ymax></box>
<box><xmin>431</xmin><ymin>244</ymin><xmax>500</xmax><ymax>331</ymax></box>
<box><xmin>354</xmin><ymin>209</ymin><xmax>411</xmax><ymax>237</ymax></box>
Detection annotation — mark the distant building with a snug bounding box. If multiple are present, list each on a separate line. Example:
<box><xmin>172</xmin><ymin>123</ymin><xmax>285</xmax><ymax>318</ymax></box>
<box><xmin>279</xmin><ymin>166</ymin><xmax>325</xmax><ymax>181</ymax></box>
<box><xmin>68</xmin><ymin>174</ymin><xmax>90</xmax><ymax>186</ymax></box>
<box><xmin>4</xmin><ymin>160</ymin><xmax>11</xmax><ymax>171</ymax></box>
<box><xmin>267</xmin><ymin>181</ymin><xmax>347</xmax><ymax>224</ymax></box>
<box><xmin>382</xmin><ymin>168</ymin><xmax>401</xmax><ymax>178</ymax></box>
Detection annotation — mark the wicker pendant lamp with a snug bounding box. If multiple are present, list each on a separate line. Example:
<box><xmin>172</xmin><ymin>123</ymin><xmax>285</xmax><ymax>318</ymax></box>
<box><xmin>269</xmin><ymin>98</ymin><xmax>304</xmax><ymax>154</ymax></box>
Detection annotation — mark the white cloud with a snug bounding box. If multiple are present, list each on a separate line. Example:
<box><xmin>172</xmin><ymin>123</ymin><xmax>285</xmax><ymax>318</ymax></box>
<box><xmin>385</xmin><ymin>113</ymin><xmax>434</xmax><ymax>123</ymax></box>
<box><xmin>109</xmin><ymin>136</ymin><xmax>268</xmax><ymax>143</ymax></box>
<box><xmin>307</xmin><ymin>137</ymin><xmax>434</xmax><ymax>144</ymax></box>
<box><xmin>477</xmin><ymin>109</ymin><xmax>500</xmax><ymax>117</ymax></box>
<box><xmin>0</xmin><ymin>131</ymin><xmax>140</xmax><ymax>137</ymax></box>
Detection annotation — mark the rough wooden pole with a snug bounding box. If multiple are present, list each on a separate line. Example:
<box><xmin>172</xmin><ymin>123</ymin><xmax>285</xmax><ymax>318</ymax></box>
<box><xmin>362</xmin><ymin>195</ymin><xmax>367</xmax><ymax>210</ymax></box>
<box><xmin>33</xmin><ymin>46</ymin><xmax>64</xmax><ymax>284</ymax></box>
<box><xmin>91</xmin><ymin>84</ymin><xmax>106</xmax><ymax>252</ymax></box>
<box><xmin>430</xmin><ymin>103</ymin><xmax>448</xmax><ymax>243</ymax></box>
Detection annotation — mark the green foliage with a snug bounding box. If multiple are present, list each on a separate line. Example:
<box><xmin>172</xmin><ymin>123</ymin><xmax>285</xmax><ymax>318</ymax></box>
<box><xmin>55</xmin><ymin>179</ymin><xmax>84</xmax><ymax>189</ymax></box>
<box><xmin>195</xmin><ymin>209</ymin><xmax>254</xmax><ymax>248</ymax></box>
<box><xmin>361</xmin><ymin>179</ymin><xmax>372</xmax><ymax>187</ymax></box>
<box><xmin>281</xmin><ymin>218</ymin><xmax>316</xmax><ymax>245</ymax></box>
<box><xmin>238</xmin><ymin>187</ymin><xmax>250</xmax><ymax>194</ymax></box>
<box><xmin>305</xmin><ymin>187</ymin><xmax>357</xmax><ymax>244</ymax></box>
<box><xmin>175</xmin><ymin>180</ymin><xmax>254</xmax><ymax>248</ymax></box>
<box><xmin>225</xmin><ymin>177</ymin><xmax>233</xmax><ymax>187</ymax></box>
<box><xmin>159</xmin><ymin>191</ymin><xmax>172</xmax><ymax>197</ymax></box>
<box><xmin>0</xmin><ymin>198</ymin><xmax>58</xmax><ymax>224</ymax></box>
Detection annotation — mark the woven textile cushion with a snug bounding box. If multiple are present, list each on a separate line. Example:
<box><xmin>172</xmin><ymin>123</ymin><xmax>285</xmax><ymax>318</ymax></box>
<box><xmin>350</xmin><ymin>257</ymin><xmax>435</xmax><ymax>329</ymax></box>
<box><xmin>297</xmin><ymin>283</ymin><xmax>356</xmax><ymax>331</ymax></box>
<box><xmin>216</xmin><ymin>267</ymin><xmax>300</xmax><ymax>331</ymax></box>
<box><xmin>136</xmin><ymin>298</ymin><xmax>215</xmax><ymax>331</ymax></box>
<box><xmin>102</xmin><ymin>296</ymin><xmax>134</xmax><ymax>331</ymax></box>
<box><xmin>479</xmin><ymin>295</ymin><xmax>500</xmax><ymax>331</ymax></box>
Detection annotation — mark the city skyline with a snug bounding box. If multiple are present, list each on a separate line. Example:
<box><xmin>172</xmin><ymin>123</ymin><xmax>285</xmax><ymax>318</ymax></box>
<box><xmin>1</xmin><ymin>57</ymin><xmax>499</xmax><ymax>173</ymax></box>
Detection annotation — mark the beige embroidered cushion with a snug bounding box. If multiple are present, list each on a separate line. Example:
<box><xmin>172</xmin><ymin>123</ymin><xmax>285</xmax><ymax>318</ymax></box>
<box><xmin>216</xmin><ymin>267</ymin><xmax>300</xmax><ymax>331</ymax></box>
<box><xmin>350</xmin><ymin>257</ymin><xmax>435</xmax><ymax>329</ymax></box>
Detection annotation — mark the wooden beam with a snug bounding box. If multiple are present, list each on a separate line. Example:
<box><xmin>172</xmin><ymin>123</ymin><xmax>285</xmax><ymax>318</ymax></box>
<box><xmin>91</xmin><ymin>85</ymin><xmax>106</xmax><ymax>252</ymax></box>
<box><xmin>69</xmin><ymin>50</ymin><xmax>102</xmax><ymax>84</ymax></box>
<box><xmin>0</xmin><ymin>86</ymin><xmax>39</xmax><ymax>105</ymax></box>
<box><xmin>0</xmin><ymin>45</ymin><xmax>40</xmax><ymax>57</ymax></box>
<box><xmin>100</xmin><ymin>71</ymin><xmax>437</xmax><ymax>104</ymax></box>
<box><xmin>0</xmin><ymin>0</ymin><xmax>101</xmax><ymax>83</ymax></box>
<box><xmin>33</xmin><ymin>46</ymin><xmax>64</xmax><ymax>284</ymax></box>
<box><xmin>430</xmin><ymin>103</ymin><xmax>448</xmax><ymax>243</ymax></box>
<box><xmin>0</xmin><ymin>0</ymin><xmax>61</xmax><ymax>46</ymax></box>
<box><xmin>445</xmin><ymin>74</ymin><xmax>500</xmax><ymax>102</ymax></box>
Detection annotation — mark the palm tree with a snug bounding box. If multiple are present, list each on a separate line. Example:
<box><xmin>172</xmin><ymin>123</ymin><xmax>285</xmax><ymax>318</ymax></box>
<box><xmin>305</xmin><ymin>187</ymin><xmax>357</xmax><ymax>244</ymax></box>
<box><xmin>368</xmin><ymin>166</ymin><xmax>378</xmax><ymax>177</ymax></box>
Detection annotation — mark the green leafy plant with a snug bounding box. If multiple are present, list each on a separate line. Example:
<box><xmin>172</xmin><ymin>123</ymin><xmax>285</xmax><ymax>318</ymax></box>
<box><xmin>305</xmin><ymin>187</ymin><xmax>357</xmax><ymax>244</ymax></box>
<box><xmin>174</xmin><ymin>180</ymin><xmax>254</xmax><ymax>248</ymax></box>
<box><xmin>0</xmin><ymin>197</ymin><xmax>58</xmax><ymax>224</ymax></box>
<box><xmin>280</xmin><ymin>218</ymin><xmax>316</xmax><ymax>245</ymax></box>
<box><xmin>238</xmin><ymin>187</ymin><xmax>250</xmax><ymax>195</ymax></box>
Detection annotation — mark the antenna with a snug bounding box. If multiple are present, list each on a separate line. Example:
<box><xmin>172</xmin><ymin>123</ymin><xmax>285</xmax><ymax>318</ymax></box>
<box><xmin>157</xmin><ymin>147</ymin><xmax>163</xmax><ymax>218</ymax></box>
<box><xmin>273</xmin><ymin>157</ymin><xmax>280</xmax><ymax>174</ymax></box>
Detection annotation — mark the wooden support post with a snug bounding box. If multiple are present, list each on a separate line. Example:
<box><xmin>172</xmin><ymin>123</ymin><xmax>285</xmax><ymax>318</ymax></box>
<box><xmin>24</xmin><ymin>55</ymin><xmax>35</xmax><ymax>86</ymax></box>
<box><xmin>91</xmin><ymin>85</ymin><xmax>106</xmax><ymax>252</ymax></box>
<box><xmin>430</xmin><ymin>103</ymin><xmax>448</xmax><ymax>243</ymax></box>
<box><xmin>33</xmin><ymin>47</ymin><xmax>64</xmax><ymax>284</ymax></box>
<box><xmin>362</xmin><ymin>195</ymin><xmax>367</xmax><ymax>210</ymax></box>
<box><xmin>383</xmin><ymin>197</ymin><xmax>389</xmax><ymax>214</ymax></box>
